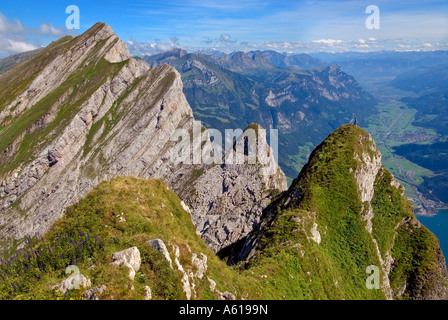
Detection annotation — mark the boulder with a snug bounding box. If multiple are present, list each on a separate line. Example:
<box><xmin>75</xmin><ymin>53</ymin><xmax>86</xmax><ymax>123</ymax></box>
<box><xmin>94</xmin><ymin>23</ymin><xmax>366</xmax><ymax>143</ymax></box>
<box><xmin>144</xmin><ymin>286</ymin><xmax>152</xmax><ymax>300</ymax></box>
<box><xmin>147</xmin><ymin>239</ymin><xmax>173</xmax><ymax>269</ymax></box>
<box><xmin>192</xmin><ymin>253</ymin><xmax>207</xmax><ymax>279</ymax></box>
<box><xmin>111</xmin><ymin>247</ymin><xmax>141</xmax><ymax>281</ymax></box>
<box><xmin>83</xmin><ymin>285</ymin><xmax>107</xmax><ymax>300</ymax></box>
<box><xmin>52</xmin><ymin>274</ymin><xmax>91</xmax><ymax>295</ymax></box>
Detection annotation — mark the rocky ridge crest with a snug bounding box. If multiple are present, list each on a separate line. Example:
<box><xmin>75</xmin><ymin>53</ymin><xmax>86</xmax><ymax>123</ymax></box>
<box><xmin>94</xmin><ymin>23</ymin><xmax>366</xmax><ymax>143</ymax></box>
<box><xmin>0</xmin><ymin>23</ymin><xmax>285</xmax><ymax>256</ymax></box>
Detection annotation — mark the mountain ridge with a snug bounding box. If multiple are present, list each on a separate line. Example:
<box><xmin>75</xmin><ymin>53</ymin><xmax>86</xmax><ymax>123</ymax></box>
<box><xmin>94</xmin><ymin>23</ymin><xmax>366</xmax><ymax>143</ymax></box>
<box><xmin>143</xmin><ymin>49</ymin><xmax>378</xmax><ymax>179</ymax></box>
<box><xmin>0</xmin><ymin>22</ymin><xmax>286</xmax><ymax>259</ymax></box>
<box><xmin>0</xmin><ymin>23</ymin><xmax>446</xmax><ymax>300</ymax></box>
<box><xmin>228</xmin><ymin>124</ymin><xmax>448</xmax><ymax>299</ymax></box>
<box><xmin>2</xmin><ymin>124</ymin><xmax>446</xmax><ymax>300</ymax></box>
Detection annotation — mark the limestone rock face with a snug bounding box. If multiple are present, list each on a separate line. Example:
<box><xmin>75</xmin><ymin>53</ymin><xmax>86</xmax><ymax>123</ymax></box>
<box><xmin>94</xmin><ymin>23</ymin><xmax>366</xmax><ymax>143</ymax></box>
<box><xmin>180</xmin><ymin>124</ymin><xmax>288</xmax><ymax>253</ymax></box>
<box><xmin>0</xmin><ymin>24</ymin><xmax>180</xmax><ymax>243</ymax></box>
<box><xmin>354</xmin><ymin>134</ymin><xmax>382</xmax><ymax>203</ymax></box>
<box><xmin>0</xmin><ymin>23</ymin><xmax>285</xmax><ymax>257</ymax></box>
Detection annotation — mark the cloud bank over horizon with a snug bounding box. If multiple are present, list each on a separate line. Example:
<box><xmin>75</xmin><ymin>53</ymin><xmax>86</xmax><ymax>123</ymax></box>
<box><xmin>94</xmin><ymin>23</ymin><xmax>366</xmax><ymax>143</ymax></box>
<box><xmin>0</xmin><ymin>0</ymin><xmax>447</xmax><ymax>58</ymax></box>
<box><xmin>125</xmin><ymin>36</ymin><xmax>448</xmax><ymax>57</ymax></box>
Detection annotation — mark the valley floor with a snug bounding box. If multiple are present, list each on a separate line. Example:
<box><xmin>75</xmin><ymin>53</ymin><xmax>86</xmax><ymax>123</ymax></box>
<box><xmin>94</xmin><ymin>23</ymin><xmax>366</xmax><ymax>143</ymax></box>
<box><xmin>360</xmin><ymin>80</ymin><xmax>446</xmax><ymax>215</ymax></box>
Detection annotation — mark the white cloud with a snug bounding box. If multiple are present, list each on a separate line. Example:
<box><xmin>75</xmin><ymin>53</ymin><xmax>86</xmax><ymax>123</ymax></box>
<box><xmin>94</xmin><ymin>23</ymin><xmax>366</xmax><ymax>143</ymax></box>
<box><xmin>219</xmin><ymin>34</ymin><xmax>238</xmax><ymax>44</ymax></box>
<box><xmin>0</xmin><ymin>12</ymin><xmax>71</xmax><ymax>58</ymax></box>
<box><xmin>0</xmin><ymin>13</ymin><xmax>65</xmax><ymax>37</ymax></box>
<box><xmin>6</xmin><ymin>39</ymin><xmax>38</xmax><ymax>53</ymax></box>
<box><xmin>126</xmin><ymin>37</ymin><xmax>181</xmax><ymax>56</ymax></box>
<box><xmin>0</xmin><ymin>12</ymin><xmax>25</xmax><ymax>33</ymax></box>
<box><xmin>126</xmin><ymin>37</ymin><xmax>448</xmax><ymax>56</ymax></box>
<box><xmin>34</xmin><ymin>23</ymin><xmax>64</xmax><ymax>36</ymax></box>
<box><xmin>312</xmin><ymin>39</ymin><xmax>343</xmax><ymax>45</ymax></box>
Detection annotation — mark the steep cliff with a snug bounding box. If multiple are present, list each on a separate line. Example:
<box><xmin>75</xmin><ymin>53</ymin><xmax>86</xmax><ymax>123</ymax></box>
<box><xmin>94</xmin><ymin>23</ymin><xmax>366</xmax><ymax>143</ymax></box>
<box><xmin>0</xmin><ymin>23</ymin><xmax>284</xmax><ymax>257</ymax></box>
<box><xmin>231</xmin><ymin>124</ymin><xmax>448</xmax><ymax>300</ymax></box>
<box><xmin>1</xmin><ymin>23</ymin><xmax>446</xmax><ymax>300</ymax></box>
<box><xmin>143</xmin><ymin>50</ymin><xmax>378</xmax><ymax>179</ymax></box>
<box><xmin>180</xmin><ymin>123</ymin><xmax>287</xmax><ymax>253</ymax></box>
<box><xmin>0</xmin><ymin>22</ymin><xmax>186</xmax><ymax>249</ymax></box>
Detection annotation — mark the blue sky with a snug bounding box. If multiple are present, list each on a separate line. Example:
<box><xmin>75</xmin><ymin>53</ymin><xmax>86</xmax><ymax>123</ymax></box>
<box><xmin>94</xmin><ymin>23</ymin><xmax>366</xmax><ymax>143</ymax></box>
<box><xmin>0</xmin><ymin>0</ymin><xmax>447</xmax><ymax>57</ymax></box>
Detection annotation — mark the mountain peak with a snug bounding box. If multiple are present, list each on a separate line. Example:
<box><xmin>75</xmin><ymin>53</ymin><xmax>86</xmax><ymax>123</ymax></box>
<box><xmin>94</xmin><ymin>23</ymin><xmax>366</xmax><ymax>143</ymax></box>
<box><xmin>285</xmin><ymin>124</ymin><xmax>381</xmax><ymax>207</ymax></box>
<box><xmin>75</xmin><ymin>22</ymin><xmax>131</xmax><ymax>63</ymax></box>
<box><xmin>233</xmin><ymin>124</ymin><xmax>448</xmax><ymax>299</ymax></box>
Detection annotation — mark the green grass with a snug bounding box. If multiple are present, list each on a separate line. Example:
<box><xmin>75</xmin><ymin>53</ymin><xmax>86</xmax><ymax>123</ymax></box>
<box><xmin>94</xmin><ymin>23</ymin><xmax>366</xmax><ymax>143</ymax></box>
<box><xmin>234</xmin><ymin>125</ymin><xmax>445</xmax><ymax>300</ymax></box>
<box><xmin>239</xmin><ymin>125</ymin><xmax>386</xmax><ymax>300</ymax></box>
<box><xmin>0</xmin><ymin>177</ymin><xmax>262</xmax><ymax>300</ymax></box>
<box><xmin>371</xmin><ymin>168</ymin><xmax>411</xmax><ymax>257</ymax></box>
<box><xmin>364</xmin><ymin>100</ymin><xmax>440</xmax><ymax>204</ymax></box>
<box><xmin>389</xmin><ymin>222</ymin><xmax>446</xmax><ymax>299</ymax></box>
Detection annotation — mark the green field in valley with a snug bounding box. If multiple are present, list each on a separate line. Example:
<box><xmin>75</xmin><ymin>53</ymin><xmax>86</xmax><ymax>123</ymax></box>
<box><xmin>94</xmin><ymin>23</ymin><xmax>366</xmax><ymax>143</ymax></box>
<box><xmin>363</xmin><ymin>84</ymin><xmax>440</xmax><ymax>207</ymax></box>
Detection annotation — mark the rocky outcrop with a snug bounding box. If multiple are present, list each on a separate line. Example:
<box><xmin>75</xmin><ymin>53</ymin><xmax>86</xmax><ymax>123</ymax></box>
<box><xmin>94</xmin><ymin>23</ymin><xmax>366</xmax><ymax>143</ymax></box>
<box><xmin>111</xmin><ymin>247</ymin><xmax>141</xmax><ymax>281</ymax></box>
<box><xmin>83</xmin><ymin>285</ymin><xmax>107</xmax><ymax>300</ymax></box>
<box><xmin>144</xmin><ymin>286</ymin><xmax>152</xmax><ymax>300</ymax></box>
<box><xmin>192</xmin><ymin>253</ymin><xmax>207</xmax><ymax>279</ymax></box>
<box><xmin>52</xmin><ymin>274</ymin><xmax>91</xmax><ymax>295</ymax></box>
<box><xmin>180</xmin><ymin>123</ymin><xmax>287</xmax><ymax>253</ymax></box>
<box><xmin>166</xmin><ymin>244</ymin><xmax>211</xmax><ymax>300</ymax></box>
<box><xmin>172</xmin><ymin>244</ymin><xmax>194</xmax><ymax>300</ymax></box>
<box><xmin>207</xmin><ymin>277</ymin><xmax>236</xmax><ymax>300</ymax></box>
<box><xmin>0</xmin><ymin>23</ymin><xmax>285</xmax><ymax>258</ymax></box>
<box><xmin>265</xmin><ymin>88</ymin><xmax>297</xmax><ymax>108</ymax></box>
<box><xmin>147</xmin><ymin>239</ymin><xmax>173</xmax><ymax>269</ymax></box>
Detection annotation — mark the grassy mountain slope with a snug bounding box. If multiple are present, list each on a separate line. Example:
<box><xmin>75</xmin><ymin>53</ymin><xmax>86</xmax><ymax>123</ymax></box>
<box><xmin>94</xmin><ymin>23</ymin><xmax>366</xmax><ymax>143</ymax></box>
<box><xmin>0</xmin><ymin>177</ymin><xmax>261</xmax><ymax>300</ymax></box>
<box><xmin>232</xmin><ymin>125</ymin><xmax>448</xmax><ymax>299</ymax></box>
<box><xmin>1</xmin><ymin>126</ymin><xmax>446</xmax><ymax>300</ymax></box>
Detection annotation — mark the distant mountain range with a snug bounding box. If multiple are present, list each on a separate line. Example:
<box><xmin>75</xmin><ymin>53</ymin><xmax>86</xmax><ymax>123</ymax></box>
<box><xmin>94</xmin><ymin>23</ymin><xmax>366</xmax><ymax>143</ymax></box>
<box><xmin>143</xmin><ymin>49</ymin><xmax>377</xmax><ymax>178</ymax></box>
<box><xmin>0</xmin><ymin>48</ymin><xmax>43</xmax><ymax>73</ymax></box>
<box><xmin>0</xmin><ymin>23</ymin><xmax>447</xmax><ymax>300</ymax></box>
<box><xmin>313</xmin><ymin>51</ymin><xmax>448</xmax><ymax>84</ymax></box>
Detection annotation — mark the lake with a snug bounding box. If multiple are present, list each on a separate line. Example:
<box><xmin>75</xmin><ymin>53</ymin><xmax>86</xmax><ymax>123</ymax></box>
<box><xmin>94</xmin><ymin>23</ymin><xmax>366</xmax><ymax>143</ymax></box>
<box><xmin>417</xmin><ymin>209</ymin><xmax>448</xmax><ymax>264</ymax></box>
